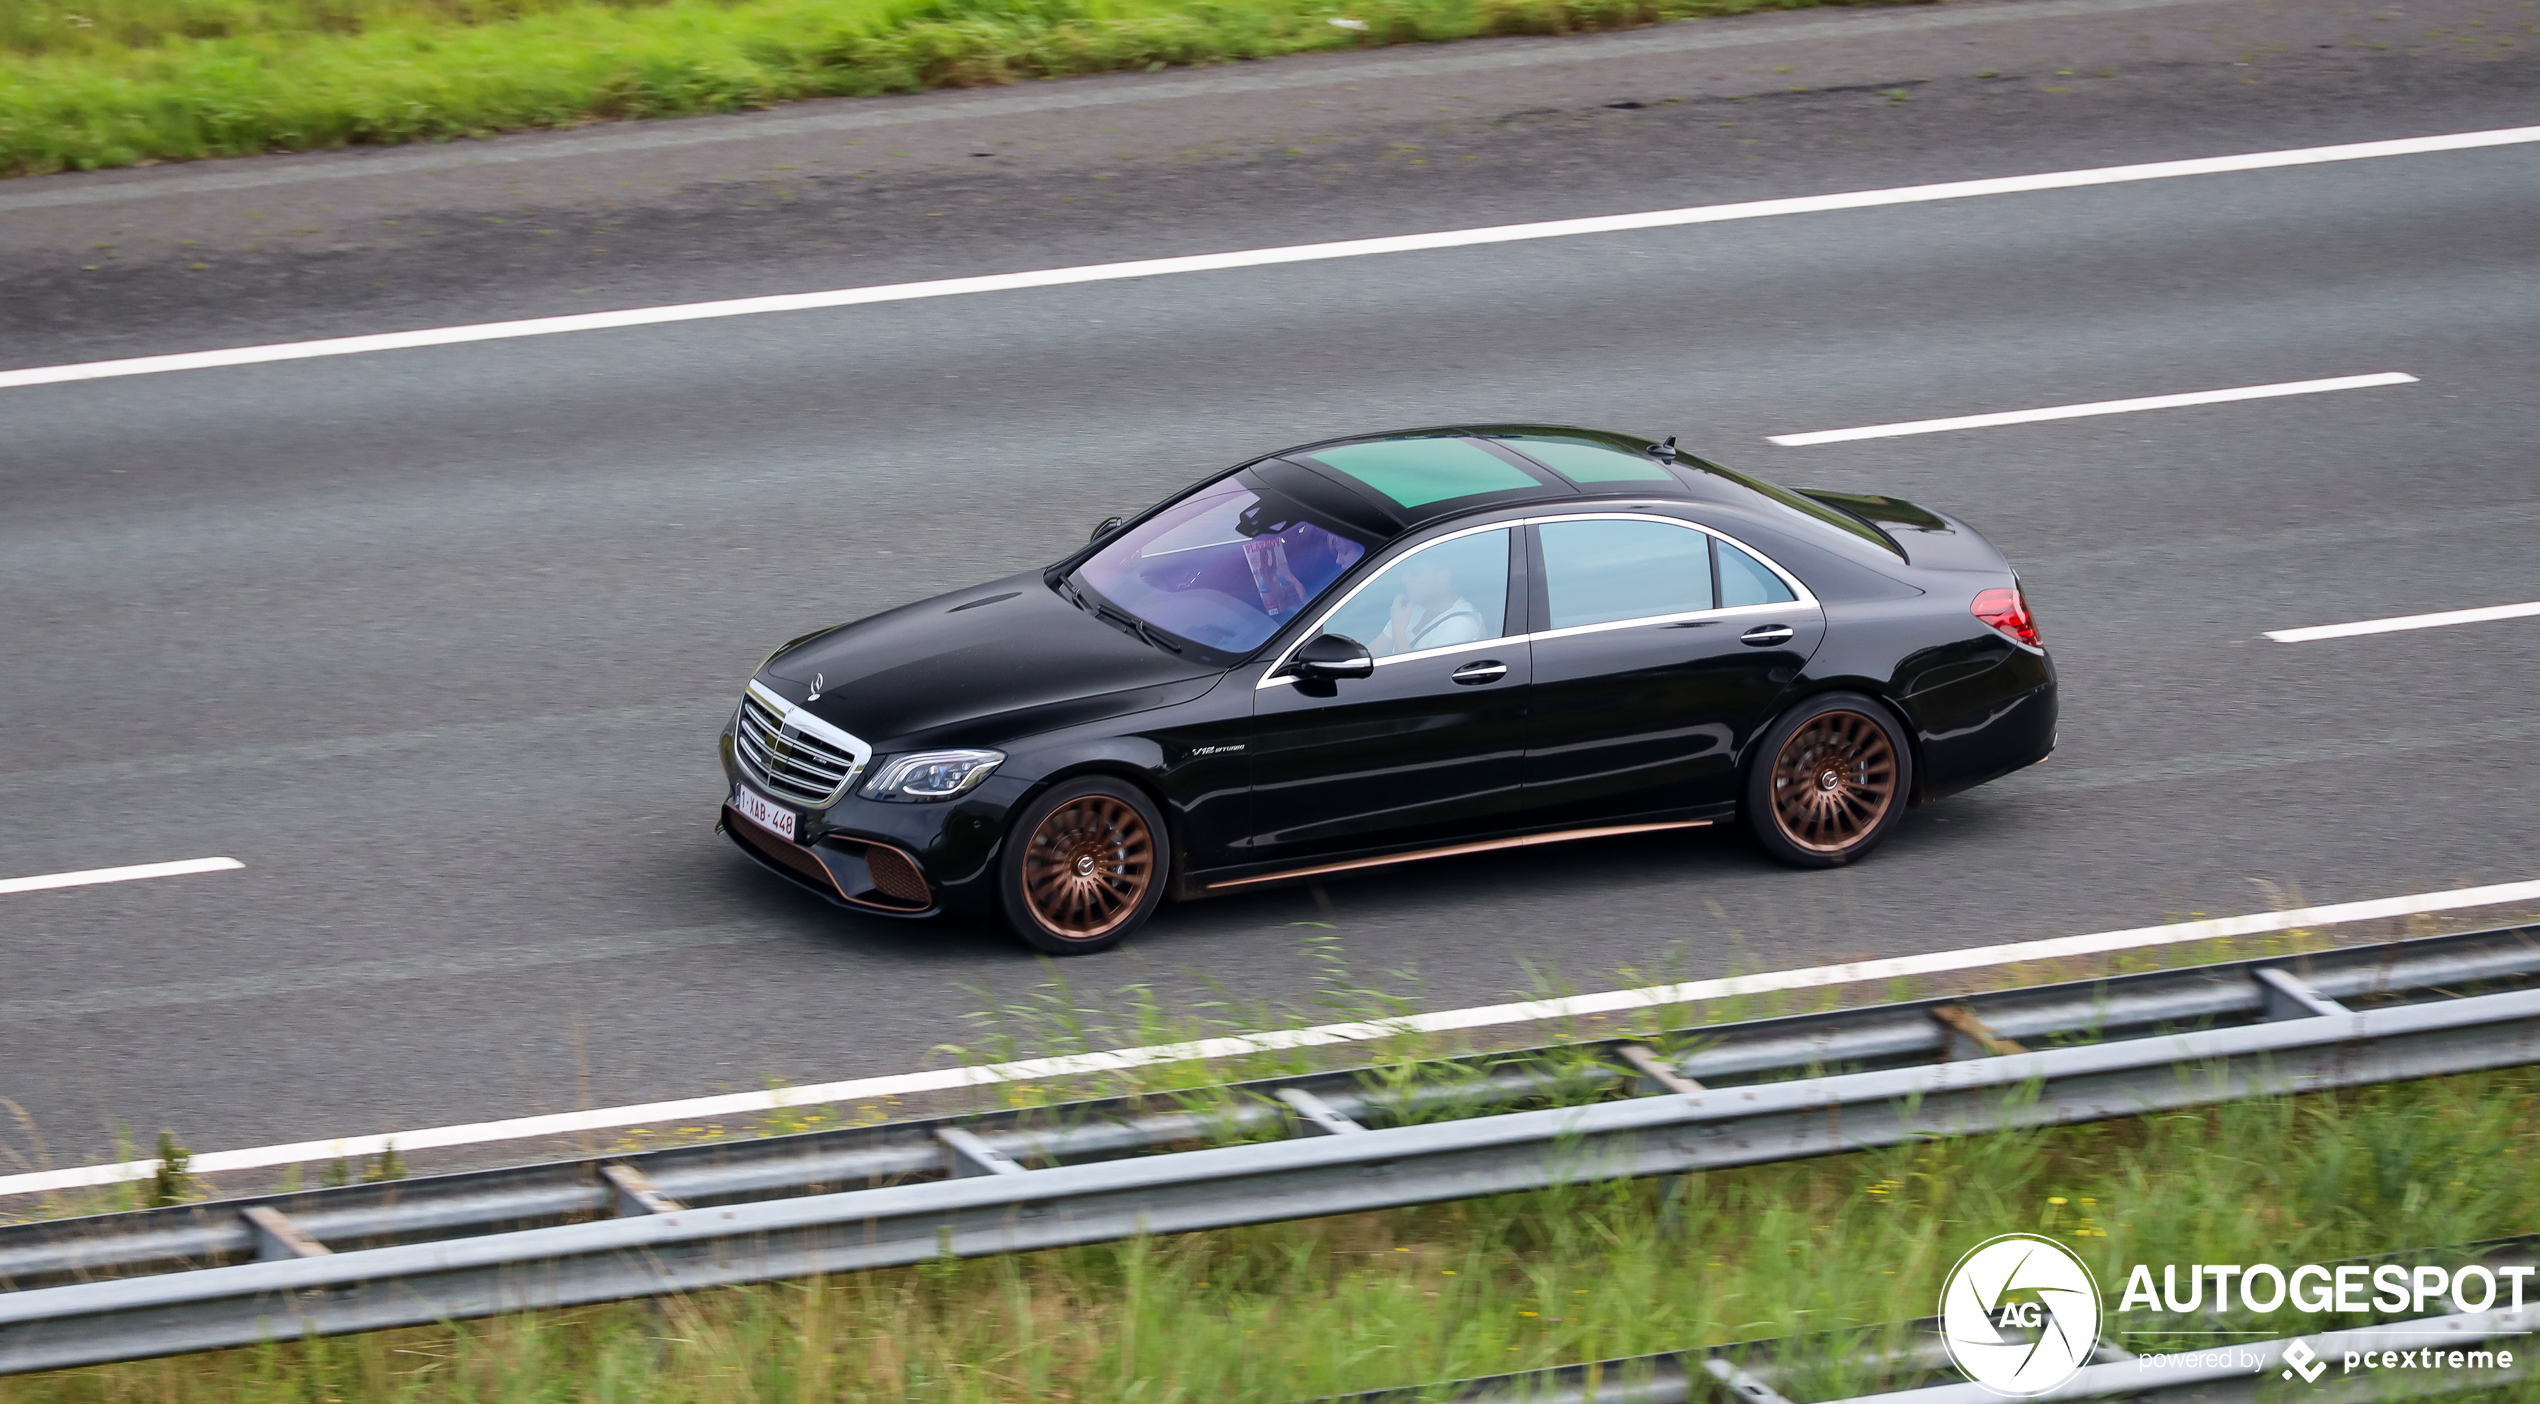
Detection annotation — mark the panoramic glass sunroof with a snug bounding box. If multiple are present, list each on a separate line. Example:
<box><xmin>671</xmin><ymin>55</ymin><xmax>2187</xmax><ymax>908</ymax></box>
<box><xmin>1502</xmin><ymin>435</ymin><xmax>1675</xmax><ymax>483</ymax></box>
<box><xmin>1304</xmin><ymin>438</ymin><xmax>1542</xmax><ymax>508</ymax></box>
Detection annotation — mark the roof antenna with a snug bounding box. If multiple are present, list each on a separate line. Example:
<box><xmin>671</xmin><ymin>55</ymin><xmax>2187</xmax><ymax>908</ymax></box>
<box><xmin>1647</xmin><ymin>435</ymin><xmax>1678</xmax><ymax>463</ymax></box>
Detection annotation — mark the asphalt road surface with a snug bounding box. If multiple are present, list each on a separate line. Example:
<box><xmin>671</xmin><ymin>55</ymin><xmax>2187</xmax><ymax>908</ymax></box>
<box><xmin>4</xmin><ymin>0</ymin><xmax>2538</xmax><ymax>1172</ymax></box>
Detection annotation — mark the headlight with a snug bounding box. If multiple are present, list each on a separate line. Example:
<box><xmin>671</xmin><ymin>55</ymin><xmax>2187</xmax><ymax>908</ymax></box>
<box><xmin>860</xmin><ymin>749</ymin><xmax>1005</xmax><ymax>802</ymax></box>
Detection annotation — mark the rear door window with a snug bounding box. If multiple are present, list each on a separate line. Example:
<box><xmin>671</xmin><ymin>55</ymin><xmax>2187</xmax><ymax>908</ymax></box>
<box><xmin>1538</xmin><ymin>518</ymin><xmax>1716</xmax><ymax>630</ymax></box>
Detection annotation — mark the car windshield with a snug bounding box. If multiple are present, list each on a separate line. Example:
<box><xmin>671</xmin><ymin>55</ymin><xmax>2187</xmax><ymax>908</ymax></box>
<box><xmin>1068</xmin><ymin>479</ymin><xmax>1372</xmax><ymax>659</ymax></box>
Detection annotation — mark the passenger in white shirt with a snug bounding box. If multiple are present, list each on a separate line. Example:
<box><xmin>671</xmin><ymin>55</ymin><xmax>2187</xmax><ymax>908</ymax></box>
<box><xmin>1370</xmin><ymin>557</ymin><xmax>1487</xmax><ymax>657</ymax></box>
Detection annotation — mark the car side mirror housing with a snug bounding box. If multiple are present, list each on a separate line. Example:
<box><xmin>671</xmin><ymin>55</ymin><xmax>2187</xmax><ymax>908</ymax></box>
<box><xmin>1090</xmin><ymin>515</ymin><xmax>1125</xmax><ymax>543</ymax></box>
<box><xmin>1281</xmin><ymin>632</ymin><xmax>1375</xmax><ymax>682</ymax></box>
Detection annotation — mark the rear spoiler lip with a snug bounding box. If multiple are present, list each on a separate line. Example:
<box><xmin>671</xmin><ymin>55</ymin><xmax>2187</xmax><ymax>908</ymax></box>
<box><xmin>1795</xmin><ymin>487</ymin><xmax>1949</xmax><ymax>535</ymax></box>
<box><xmin>1796</xmin><ymin>489</ymin><xmax>2023</xmax><ymax>579</ymax></box>
<box><xmin>1792</xmin><ymin>487</ymin><xmax>1916</xmax><ymax>556</ymax></box>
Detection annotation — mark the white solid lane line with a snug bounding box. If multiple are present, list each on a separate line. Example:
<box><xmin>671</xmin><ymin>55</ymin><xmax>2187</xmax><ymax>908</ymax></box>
<box><xmin>0</xmin><ymin>856</ymin><xmax>243</xmax><ymax>896</ymax></box>
<box><xmin>1765</xmin><ymin>372</ymin><xmax>2419</xmax><ymax>447</ymax></box>
<box><xmin>3</xmin><ymin>128</ymin><xmax>2538</xmax><ymax>392</ymax></box>
<box><xmin>7</xmin><ymin>874</ymin><xmax>2540</xmax><ymax>1198</ymax></box>
<box><xmin>2268</xmin><ymin>600</ymin><xmax>2540</xmax><ymax>644</ymax></box>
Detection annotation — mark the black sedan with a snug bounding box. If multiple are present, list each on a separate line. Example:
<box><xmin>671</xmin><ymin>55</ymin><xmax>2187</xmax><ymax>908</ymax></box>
<box><xmin>718</xmin><ymin>426</ymin><xmax>2054</xmax><ymax>954</ymax></box>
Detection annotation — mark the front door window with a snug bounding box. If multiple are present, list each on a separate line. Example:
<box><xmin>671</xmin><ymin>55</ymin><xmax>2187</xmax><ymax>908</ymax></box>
<box><xmin>1316</xmin><ymin>526</ymin><xmax>1516</xmax><ymax>658</ymax></box>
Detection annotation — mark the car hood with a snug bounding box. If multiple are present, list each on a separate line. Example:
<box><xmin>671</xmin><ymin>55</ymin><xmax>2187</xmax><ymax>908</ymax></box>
<box><xmin>760</xmin><ymin>574</ymin><xmax>1225</xmax><ymax>745</ymax></box>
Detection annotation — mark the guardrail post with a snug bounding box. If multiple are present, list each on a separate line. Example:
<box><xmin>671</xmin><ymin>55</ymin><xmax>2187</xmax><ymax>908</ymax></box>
<box><xmin>2255</xmin><ymin>967</ymin><xmax>2352</xmax><ymax>1021</ymax></box>
<box><xmin>938</xmin><ymin>1127</ymin><xmax>1028</xmax><ymax>1177</ymax></box>
<box><xmin>1705</xmin><ymin>1353</ymin><xmax>1797</xmax><ymax>1404</ymax></box>
<box><xmin>1617</xmin><ymin>1044</ymin><xmax>1706</xmax><ymax>1096</ymax></box>
<box><xmin>240</xmin><ymin>1206</ymin><xmax>331</xmax><ymax>1262</ymax></box>
<box><xmin>599</xmin><ymin>1164</ymin><xmax>683</xmax><ymax>1217</ymax></box>
<box><xmin>1930</xmin><ymin>1007</ymin><xmax>2026</xmax><ymax>1059</ymax></box>
<box><xmin>1276</xmin><ymin>1087</ymin><xmax>1367</xmax><ymax>1135</ymax></box>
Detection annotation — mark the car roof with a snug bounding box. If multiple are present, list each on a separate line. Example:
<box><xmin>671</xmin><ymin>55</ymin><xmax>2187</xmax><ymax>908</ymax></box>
<box><xmin>1252</xmin><ymin>424</ymin><xmax>1903</xmax><ymax>558</ymax></box>
<box><xmin>1256</xmin><ymin>425</ymin><xmax>1665</xmax><ymax>530</ymax></box>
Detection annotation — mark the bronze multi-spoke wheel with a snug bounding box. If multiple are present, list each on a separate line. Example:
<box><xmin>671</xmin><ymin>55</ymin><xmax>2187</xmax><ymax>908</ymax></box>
<box><xmin>1745</xmin><ymin>694</ymin><xmax>1913</xmax><ymax>868</ymax></box>
<box><xmin>1000</xmin><ymin>778</ymin><xmax>1169</xmax><ymax>953</ymax></box>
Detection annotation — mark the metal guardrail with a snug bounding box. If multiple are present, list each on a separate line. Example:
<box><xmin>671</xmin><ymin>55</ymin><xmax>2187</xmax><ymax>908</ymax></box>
<box><xmin>1345</xmin><ymin>1235</ymin><xmax>2540</xmax><ymax>1404</ymax></box>
<box><xmin>12</xmin><ymin>923</ymin><xmax>2539</xmax><ymax>1287</ymax></box>
<box><xmin>1338</xmin><ymin>1306</ymin><xmax>2540</xmax><ymax>1404</ymax></box>
<box><xmin>6</xmin><ymin>924</ymin><xmax>2540</xmax><ymax>1375</ymax></box>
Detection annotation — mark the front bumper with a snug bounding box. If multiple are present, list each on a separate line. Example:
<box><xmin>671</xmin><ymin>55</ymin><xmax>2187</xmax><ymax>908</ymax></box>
<box><xmin>717</xmin><ymin>713</ymin><xmax>1015</xmax><ymax>917</ymax></box>
<box><xmin>719</xmin><ymin>808</ymin><xmax>942</xmax><ymax>917</ymax></box>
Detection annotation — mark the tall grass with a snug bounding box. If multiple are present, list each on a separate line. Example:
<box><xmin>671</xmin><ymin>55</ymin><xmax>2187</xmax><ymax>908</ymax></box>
<box><xmin>0</xmin><ymin>0</ymin><xmax>1891</xmax><ymax>178</ymax></box>
<box><xmin>8</xmin><ymin>1064</ymin><xmax>2537</xmax><ymax>1402</ymax></box>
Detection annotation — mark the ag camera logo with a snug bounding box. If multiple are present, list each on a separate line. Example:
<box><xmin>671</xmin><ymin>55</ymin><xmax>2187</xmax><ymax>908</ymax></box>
<box><xmin>1941</xmin><ymin>1235</ymin><xmax>2103</xmax><ymax>1396</ymax></box>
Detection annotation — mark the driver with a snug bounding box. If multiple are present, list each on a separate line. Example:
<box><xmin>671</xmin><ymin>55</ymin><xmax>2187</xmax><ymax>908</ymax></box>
<box><xmin>1370</xmin><ymin>556</ymin><xmax>1486</xmax><ymax>657</ymax></box>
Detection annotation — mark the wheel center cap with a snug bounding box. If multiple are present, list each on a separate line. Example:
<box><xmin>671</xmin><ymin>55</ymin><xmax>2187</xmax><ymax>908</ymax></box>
<box><xmin>1818</xmin><ymin>769</ymin><xmax>1843</xmax><ymax>792</ymax></box>
<box><xmin>1075</xmin><ymin>854</ymin><xmax>1097</xmax><ymax>877</ymax></box>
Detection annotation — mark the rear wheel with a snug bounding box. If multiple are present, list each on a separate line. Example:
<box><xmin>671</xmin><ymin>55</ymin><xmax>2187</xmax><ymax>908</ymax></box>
<box><xmin>1744</xmin><ymin>693</ymin><xmax>1911</xmax><ymax>868</ymax></box>
<box><xmin>999</xmin><ymin>777</ymin><xmax>1169</xmax><ymax>955</ymax></box>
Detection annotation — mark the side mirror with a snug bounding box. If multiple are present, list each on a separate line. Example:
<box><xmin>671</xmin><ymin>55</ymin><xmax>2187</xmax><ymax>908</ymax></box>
<box><xmin>1281</xmin><ymin>633</ymin><xmax>1375</xmax><ymax>682</ymax></box>
<box><xmin>1089</xmin><ymin>515</ymin><xmax>1125</xmax><ymax>543</ymax></box>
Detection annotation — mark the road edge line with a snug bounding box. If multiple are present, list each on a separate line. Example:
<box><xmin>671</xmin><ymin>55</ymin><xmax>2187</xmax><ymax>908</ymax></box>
<box><xmin>7</xmin><ymin>876</ymin><xmax>2539</xmax><ymax>1198</ymax></box>
<box><xmin>5</xmin><ymin>129</ymin><xmax>2538</xmax><ymax>391</ymax></box>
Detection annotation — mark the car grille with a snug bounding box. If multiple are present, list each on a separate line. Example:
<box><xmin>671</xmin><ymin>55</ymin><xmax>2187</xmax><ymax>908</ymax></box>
<box><xmin>733</xmin><ymin>687</ymin><xmax>867</xmax><ymax>808</ymax></box>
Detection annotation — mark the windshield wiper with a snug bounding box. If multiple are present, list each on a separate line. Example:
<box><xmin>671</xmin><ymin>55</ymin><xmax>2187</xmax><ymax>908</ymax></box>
<box><xmin>1061</xmin><ymin>576</ymin><xmax>1187</xmax><ymax>655</ymax></box>
<box><xmin>1125</xmin><ymin>618</ymin><xmax>1185</xmax><ymax>654</ymax></box>
<box><xmin>1097</xmin><ymin>601</ymin><xmax>1184</xmax><ymax>655</ymax></box>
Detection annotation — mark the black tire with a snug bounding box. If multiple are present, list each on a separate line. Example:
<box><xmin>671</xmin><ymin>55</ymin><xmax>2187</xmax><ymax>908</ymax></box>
<box><xmin>1743</xmin><ymin>692</ymin><xmax>1913</xmax><ymax>868</ymax></box>
<box><xmin>998</xmin><ymin>776</ymin><xmax>1170</xmax><ymax>955</ymax></box>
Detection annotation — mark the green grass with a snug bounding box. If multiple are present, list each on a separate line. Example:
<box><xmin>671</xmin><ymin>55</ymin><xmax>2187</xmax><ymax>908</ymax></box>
<box><xmin>11</xmin><ymin>1063</ymin><xmax>2540</xmax><ymax>1402</ymax></box>
<box><xmin>0</xmin><ymin>0</ymin><xmax>1903</xmax><ymax>178</ymax></box>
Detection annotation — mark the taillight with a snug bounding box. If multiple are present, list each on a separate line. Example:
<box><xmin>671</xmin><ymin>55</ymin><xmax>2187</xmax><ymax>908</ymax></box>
<box><xmin>1972</xmin><ymin>586</ymin><xmax>2042</xmax><ymax>649</ymax></box>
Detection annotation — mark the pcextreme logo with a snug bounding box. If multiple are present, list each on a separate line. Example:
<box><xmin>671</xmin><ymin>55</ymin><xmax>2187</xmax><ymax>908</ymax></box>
<box><xmin>1940</xmin><ymin>1234</ymin><xmax>2104</xmax><ymax>1397</ymax></box>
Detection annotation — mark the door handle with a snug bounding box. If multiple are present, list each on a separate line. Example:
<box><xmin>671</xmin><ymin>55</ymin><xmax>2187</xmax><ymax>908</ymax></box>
<box><xmin>1450</xmin><ymin>660</ymin><xmax>1509</xmax><ymax>685</ymax></box>
<box><xmin>1740</xmin><ymin>624</ymin><xmax>1796</xmax><ymax>647</ymax></box>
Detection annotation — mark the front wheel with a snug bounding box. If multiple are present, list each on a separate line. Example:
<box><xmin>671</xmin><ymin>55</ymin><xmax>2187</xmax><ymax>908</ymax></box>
<box><xmin>1744</xmin><ymin>693</ymin><xmax>1912</xmax><ymax>868</ymax></box>
<box><xmin>998</xmin><ymin>777</ymin><xmax>1170</xmax><ymax>955</ymax></box>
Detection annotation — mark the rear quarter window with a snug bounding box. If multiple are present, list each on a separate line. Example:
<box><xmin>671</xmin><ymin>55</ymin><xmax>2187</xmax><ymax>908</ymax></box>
<box><xmin>1717</xmin><ymin>539</ymin><xmax>1797</xmax><ymax>607</ymax></box>
<box><xmin>1700</xmin><ymin>515</ymin><xmax>1927</xmax><ymax>605</ymax></box>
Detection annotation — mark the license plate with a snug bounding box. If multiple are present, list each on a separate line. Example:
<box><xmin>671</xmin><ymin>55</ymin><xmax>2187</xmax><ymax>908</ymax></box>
<box><xmin>729</xmin><ymin>785</ymin><xmax>798</xmax><ymax>842</ymax></box>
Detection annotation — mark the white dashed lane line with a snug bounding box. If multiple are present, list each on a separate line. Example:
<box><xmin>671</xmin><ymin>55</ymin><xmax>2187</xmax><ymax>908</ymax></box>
<box><xmin>1764</xmin><ymin>373</ymin><xmax>2418</xmax><ymax>447</ymax></box>
<box><xmin>2267</xmin><ymin>601</ymin><xmax>2540</xmax><ymax>644</ymax></box>
<box><xmin>0</xmin><ymin>856</ymin><xmax>243</xmax><ymax>896</ymax></box>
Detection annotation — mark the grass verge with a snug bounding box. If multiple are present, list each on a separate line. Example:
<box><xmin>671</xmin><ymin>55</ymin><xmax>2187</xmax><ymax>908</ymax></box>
<box><xmin>9</xmin><ymin>1060</ymin><xmax>2540</xmax><ymax>1401</ymax></box>
<box><xmin>0</xmin><ymin>0</ymin><xmax>1904</xmax><ymax>179</ymax></box>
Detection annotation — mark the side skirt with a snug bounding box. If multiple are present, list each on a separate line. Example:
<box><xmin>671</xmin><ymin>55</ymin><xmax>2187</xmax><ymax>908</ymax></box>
<box><xmin>1194</xmin><ymin>818</ymin><xmax>1716</xmax><ymax>896</ymax></box>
